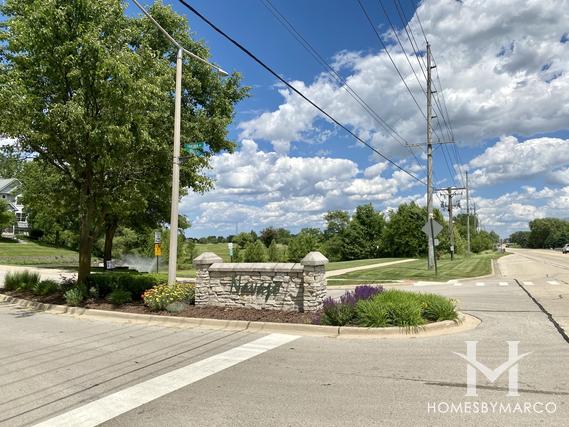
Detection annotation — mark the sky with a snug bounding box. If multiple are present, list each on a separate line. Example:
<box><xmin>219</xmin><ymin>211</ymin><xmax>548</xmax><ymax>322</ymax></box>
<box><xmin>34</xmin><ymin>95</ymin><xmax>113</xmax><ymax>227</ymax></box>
<box><xmin>5</xmin><ymin>0</ymin><xmax>569</xmax><ymax>238</ymax></box>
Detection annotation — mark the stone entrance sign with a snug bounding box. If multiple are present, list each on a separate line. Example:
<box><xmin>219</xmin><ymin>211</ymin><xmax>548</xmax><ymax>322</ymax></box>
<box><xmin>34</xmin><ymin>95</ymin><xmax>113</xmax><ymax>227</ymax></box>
<box><xmin>193</xmin><ymin>251</ymin><xmax>328</xmax><ymax>312</ymax></box>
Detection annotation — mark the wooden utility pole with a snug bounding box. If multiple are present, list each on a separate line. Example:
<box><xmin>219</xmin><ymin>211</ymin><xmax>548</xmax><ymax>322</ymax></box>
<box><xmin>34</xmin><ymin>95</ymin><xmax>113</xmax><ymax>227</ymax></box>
<box><xmin>466</xmin><ymin>171</ymin><xmax>471</xmax><ymax>255</ymax></box>
<box><xmin>426</xmin><ymin>43</ymin><xmax>435</xmax><ymax>270</ymax></box>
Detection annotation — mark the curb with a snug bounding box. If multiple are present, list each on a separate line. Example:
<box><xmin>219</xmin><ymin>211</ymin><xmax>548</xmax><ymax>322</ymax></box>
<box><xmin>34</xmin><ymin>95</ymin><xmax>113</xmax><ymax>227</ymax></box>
<box><xmin>0</xmin><ymin>294</ymin><xmax>479</xmax><ymax>339</ymax></box>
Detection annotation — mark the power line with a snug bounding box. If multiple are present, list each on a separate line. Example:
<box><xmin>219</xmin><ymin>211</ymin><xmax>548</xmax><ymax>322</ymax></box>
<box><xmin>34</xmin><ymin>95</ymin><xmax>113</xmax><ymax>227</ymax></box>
<box><xmin>406</xmin><ymin>0</ymin><xmax>467</xmax><ymax>187</ymax></box>
<box><xmin>177</xmin><ymin>0</ymin><xmax>426</xmax><ymax>185</ymax></box>
<box><xmin>259</xmin><ymin>0</ymin><xmax>423</xmax><ymax>164</ymax></box>
<box><xmin>356</xmin><ymin>0</ymin><xmax>427</xmax><ymax>121</ymax></box>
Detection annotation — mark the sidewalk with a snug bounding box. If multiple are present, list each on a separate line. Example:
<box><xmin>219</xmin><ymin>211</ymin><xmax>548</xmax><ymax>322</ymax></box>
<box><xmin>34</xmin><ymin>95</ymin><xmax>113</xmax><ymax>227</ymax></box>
<box><xmin>325</xmin><ymin>258</ymin><xmax>416</xmax><ymax>278</ymax></box>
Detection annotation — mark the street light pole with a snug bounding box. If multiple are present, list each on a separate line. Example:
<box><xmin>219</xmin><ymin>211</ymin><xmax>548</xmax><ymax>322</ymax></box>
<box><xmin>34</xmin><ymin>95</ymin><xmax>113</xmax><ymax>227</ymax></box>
<box><xmin>131</xmin><ymin>0</ymin><xmax>229</xmax><ymax>285</ymax></box>
<box><xmin>168</xmin><ymin>48</ymin><xmax>183</xmax><ymax>285</ymax></box>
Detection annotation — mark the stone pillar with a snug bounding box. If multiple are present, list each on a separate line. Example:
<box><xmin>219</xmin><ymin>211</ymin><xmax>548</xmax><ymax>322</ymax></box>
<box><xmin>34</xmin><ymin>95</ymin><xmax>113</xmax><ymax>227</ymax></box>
<box><xmin>193</xmin><ymin>252</ymin><xmax>223</xmax><ymax>306</ymax></box>
<box><xmin>301</xmin><ymin>251</ymin><xmax>329</xmax><ymax>311</ymax></box>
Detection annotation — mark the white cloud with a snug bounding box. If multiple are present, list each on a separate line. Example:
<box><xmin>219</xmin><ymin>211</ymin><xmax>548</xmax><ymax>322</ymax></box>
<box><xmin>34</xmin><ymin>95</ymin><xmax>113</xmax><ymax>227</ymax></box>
<box><xmin>466</xmin><ymin>136</ymin><xmax>569</xmax><ymax>186</ymax></box>
<box><xmin>181</xmin><ymin>140</ymin><xmax>422</xmax><ymax>234</ymax></box>
<box><xmin>237</xmin><ymin>0</ymin><xmax>569</xmax><ymax>156</ymax></box>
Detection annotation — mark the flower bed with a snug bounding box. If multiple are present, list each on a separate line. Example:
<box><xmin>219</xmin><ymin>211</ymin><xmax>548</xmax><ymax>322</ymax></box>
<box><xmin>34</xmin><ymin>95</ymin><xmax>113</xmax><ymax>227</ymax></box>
<box><xmin>2</xmin><ymin>272</ymin><xmax>458</xmax><ymax>327</ymax></box>
<box><xmin>321</xmin><ymin>287</ymin><xmax>458</xmax><ymax>327</ymax></box>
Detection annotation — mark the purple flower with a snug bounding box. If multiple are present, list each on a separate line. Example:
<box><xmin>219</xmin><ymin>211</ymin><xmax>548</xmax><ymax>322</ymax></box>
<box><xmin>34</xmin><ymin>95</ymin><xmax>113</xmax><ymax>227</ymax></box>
<box><xmin>354</xmin><ymin>285</ymin><xmax>384</xmax><ymax>301</ymax></box>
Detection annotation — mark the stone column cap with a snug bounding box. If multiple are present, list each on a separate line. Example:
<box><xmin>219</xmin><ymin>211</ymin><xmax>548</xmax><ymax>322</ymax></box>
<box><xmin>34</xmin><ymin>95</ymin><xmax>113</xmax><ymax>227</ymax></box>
<box><xmin>300</xmin><ymin>251</ymin><xmax>329</xmax><ymax>266</ymax></box>
<box><xmin>193</xmin><ymin>252</ymin><xmax>223</xmax><ymax>267</ymax></box>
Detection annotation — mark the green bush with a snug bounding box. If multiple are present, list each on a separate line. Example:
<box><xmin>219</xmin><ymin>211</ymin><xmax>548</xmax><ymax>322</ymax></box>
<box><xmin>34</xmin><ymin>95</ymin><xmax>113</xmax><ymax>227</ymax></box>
<box><xmin>242</xmin><ymin>240</ymin><xmax>267</xmax><ymax>262</ymax></box>
<box><xmin>356</xmin><ymin>299</ymin><xmax>389</xmax><ymax>327</ymax></box>
<box><xmin>421</xmin><ymin>293</ymin><xmax>458</xmax><ymax>322</ymax></box>
<box><xmin>320</xmin><ymin>302</ymin><xmax>355</xmax><ymax>326</ymax></box>
<box><xmin>351</xmin><ymin>290</ymin><xmax>457</xmax><ymax>328</ymax></box>
<box><xmin>3</xmin><ymin>270</ymin><xmax>41</xmax><ymax>291</ymax></box>
<box><xmin>85</xmin><ymin>272</ymin><xmax>162</xmax><ymax>301</ymax></box>
<box><xmin>106</xmin><ymin>289</ymin><xmax>132</xmax><ymax>305</ymax></box>
<box><xmin>64</xmin><ymin>288</ymin><xmax>84</xmax><ymax>306</ymax></box>
<box><xmin>3</xmin><ymin>271</ymin><xmax>21</xmax><ymax>291</ymax></box>
<box><xmin>32</xmin><ymin>280</ymin><xmax>60</xmax><ymax>296</ymax></box>
<box><xmin>142</xmin><ymin>282</ymin><xmax>195</xmax><ymax>311</ymax></box>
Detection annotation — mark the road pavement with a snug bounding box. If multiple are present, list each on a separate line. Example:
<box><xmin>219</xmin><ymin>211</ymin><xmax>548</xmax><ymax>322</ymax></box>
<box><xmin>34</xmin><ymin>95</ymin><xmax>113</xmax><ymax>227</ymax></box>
<box><xmin>1</xmin><ymin>250</ymin><xmax>569</xmax><ymax>426</ymax></box>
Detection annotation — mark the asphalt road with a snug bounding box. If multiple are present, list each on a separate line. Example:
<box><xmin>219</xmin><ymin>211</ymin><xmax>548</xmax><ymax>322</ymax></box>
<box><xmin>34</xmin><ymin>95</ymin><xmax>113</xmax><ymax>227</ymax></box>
<box><xmin>1</xmin><ymin>250</ymin><xmax>569</xmax><ymax>426</ymax></box>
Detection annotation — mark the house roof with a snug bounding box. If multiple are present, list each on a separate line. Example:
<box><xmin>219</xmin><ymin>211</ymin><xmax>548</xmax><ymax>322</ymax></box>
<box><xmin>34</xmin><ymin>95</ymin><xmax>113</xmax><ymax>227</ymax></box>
<box><xmin>0</xmin><ymin>178</ymin><xmax>21</xmax><ymax>194</ymax></box>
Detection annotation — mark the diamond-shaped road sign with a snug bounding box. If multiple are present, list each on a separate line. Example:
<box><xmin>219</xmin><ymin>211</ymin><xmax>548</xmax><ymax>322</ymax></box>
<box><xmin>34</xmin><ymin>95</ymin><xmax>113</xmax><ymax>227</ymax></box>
<box><xmin>422</xmin><ymin>220</ymin><xmax>443</xmax><ymax>238</ymax></box>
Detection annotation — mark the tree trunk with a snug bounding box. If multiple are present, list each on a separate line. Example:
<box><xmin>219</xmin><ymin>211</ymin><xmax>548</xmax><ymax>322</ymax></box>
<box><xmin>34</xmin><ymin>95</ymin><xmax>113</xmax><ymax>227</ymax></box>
<box><xmin>103</xmin><ymin>217</ymin><xmax>118</xmax><ymax>270</ymax></box>
<box><xmin>77</xmin><ymin>170</ymin><xmax>95</xmax><ymax>285</ymax></box>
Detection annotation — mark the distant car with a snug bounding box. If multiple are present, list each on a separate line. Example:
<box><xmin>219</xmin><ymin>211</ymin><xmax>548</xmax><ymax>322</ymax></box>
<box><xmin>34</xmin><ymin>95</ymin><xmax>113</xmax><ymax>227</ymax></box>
<box><xmin>563</xmin><ymin>244</ymin><xmax>569</xmax><ymax>254</ymax></box>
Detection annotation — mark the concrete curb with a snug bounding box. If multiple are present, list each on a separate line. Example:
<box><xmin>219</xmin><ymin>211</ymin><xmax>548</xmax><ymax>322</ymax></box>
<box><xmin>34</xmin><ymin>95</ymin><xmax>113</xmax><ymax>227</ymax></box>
<box><xmin>0</xmin><ymin>294</ymin><xmax>479</xmax><ymax>339</ymax></box>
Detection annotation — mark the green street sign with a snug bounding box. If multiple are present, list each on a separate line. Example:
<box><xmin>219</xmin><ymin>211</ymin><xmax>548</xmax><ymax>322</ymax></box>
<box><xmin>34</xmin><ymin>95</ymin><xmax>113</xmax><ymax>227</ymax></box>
<box><xmin>183</xmin><ymin>142</ymin><xmax>206</xmax><ymax>157</ymax></box>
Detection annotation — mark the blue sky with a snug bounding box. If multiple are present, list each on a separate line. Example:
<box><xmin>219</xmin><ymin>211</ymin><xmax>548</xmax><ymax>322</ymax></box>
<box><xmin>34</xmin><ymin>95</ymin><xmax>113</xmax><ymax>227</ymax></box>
<box><xmin>132</xmin><ymin>1</ymin><xmax>569</xmax><ymax>237</ymax></box>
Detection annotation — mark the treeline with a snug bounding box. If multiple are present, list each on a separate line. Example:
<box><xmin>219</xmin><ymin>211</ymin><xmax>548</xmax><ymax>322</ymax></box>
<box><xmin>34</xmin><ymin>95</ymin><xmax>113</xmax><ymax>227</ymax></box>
<box><xmin>230</xmin><ymin>203</ymin><xmax>499</xmax><ymax>263</ymax></box>
<box><xmin>509</xmin><ymin>218</ymin><xmax>569</xmax><ymax>248</ymax></box>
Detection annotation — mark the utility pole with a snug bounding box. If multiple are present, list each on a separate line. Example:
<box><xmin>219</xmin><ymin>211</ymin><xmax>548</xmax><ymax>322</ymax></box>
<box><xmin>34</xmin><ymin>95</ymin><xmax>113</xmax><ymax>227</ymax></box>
<box><xmin>131</xmin><ymin>0</ymin><xmax>229</xmax><ymax>285</ymax></box>
<box><xmin>426</xmin><ymin>42</ymin><xmax>435</xmax><ymax>270</ymax></box>
<box><xmin>438</xmin><ymin>186</ymin><xmax>465</xmax><ymax>260</ymax></box>
<box><xmin>446</xmin><ymin>188</ymin><xmax>456</xmax><ymax>260</ymax></box>
<box><xmin>466</xmin><ymin>171</ymin><xmax>471</xmax><ymax>256</ymax></box>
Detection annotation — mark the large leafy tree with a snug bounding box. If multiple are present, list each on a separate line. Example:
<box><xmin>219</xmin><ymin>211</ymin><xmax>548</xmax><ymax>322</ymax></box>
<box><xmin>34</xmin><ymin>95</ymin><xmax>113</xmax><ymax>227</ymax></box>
<box><xmin>0</xmin><ymin>1</ymin><xmax>247</xmax><ymax>282</ymax></box>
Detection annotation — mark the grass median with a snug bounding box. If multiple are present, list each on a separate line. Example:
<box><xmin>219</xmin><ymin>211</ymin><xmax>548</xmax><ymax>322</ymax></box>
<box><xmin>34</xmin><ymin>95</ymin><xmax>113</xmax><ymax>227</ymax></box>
<box><xmin>328</xmin><ymin>251</ymin><xmax>507</xmax><ymax>285</ymax></box>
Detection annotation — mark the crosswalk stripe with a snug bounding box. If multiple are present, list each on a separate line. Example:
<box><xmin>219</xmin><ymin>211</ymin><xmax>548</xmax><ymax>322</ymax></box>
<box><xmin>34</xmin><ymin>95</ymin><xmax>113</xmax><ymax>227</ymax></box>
<box><xmin>547</xmin><ymin>280</ymin><xmax>560</xmax><ymax>285</ymax></box>
<box><xmin>475</xmin><ymin>282</ymin><xmax>485</xmax><ymax>287</ymax></box>
<box><xmin>33</xmin><ymin>333</ymin><xmax>299</xmax><ymax>427</ymax></box>
<box><xmin>499</xmin><ymin>282</ymin><xmax>509</xmax><ymax>287</ymax></box>
<box><xmin>524</xmin><ymin>281</ymin><xmax>535</xmax><ymax>286</ymax></box>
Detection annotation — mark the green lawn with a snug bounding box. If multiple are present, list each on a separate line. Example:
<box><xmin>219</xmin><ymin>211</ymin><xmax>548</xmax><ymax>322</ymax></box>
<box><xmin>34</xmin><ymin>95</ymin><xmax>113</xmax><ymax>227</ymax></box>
<box><xmin>0</xmin><ymin>239</ymin><xmax>79</xmax><ymax>266</ymax></box>
<box><xmin>194</xmin><ymin>243</ymin><xmax>231</xmax><ymax>262</ymax></box>
<box><xmin>328</xmin><ymin>252</ymin><xmax>507</xmax><ymax>285</ymax></box>
<box><xmin>326</xmin><ymin>258</ymin><xmax>403</xmax><ymax>271</ymax></box>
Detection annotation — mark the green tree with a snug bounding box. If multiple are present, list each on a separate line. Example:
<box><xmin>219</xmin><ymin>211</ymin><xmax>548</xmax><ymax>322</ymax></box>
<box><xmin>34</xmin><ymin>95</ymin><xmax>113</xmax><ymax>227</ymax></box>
<box><xmin>267</xmin><ymin>240</ymin><xmax>283</xmax><ymax>262</ymax></box>
<box><xmin>0</xmin><ymin>1</ymin><xmax>247</xmax><ymax>282</ymax></box>
<box><xmin>342</xmin><ymin>204</ymin><xmax>385</xmax><ymax>259</ymax></box>
<box><xmin>382</xmin><ymin>202</ymin><xmax>427</xmax><ymax>257</ymax></box>
<box><xmin>260</xmin><ymin>227</ymin><xmax>278</xmax><ymax>247</ymax></box>
<box><xmin>509</xmin><ymin>231</ymin><xmax>530</xmax><ymax>247</ymax></box>
<box><xmin>324</xmin><ymin>210</ymin><xmax>350</xmax><ymax>238</ymax></box>
<box><xmin>242</xmin><ymin>240</ymin><xmax>267</xmax><ymax>262</ymax></box>
<box><xmin>287</xmin><ymin>230</ymin><xmax>320</xmax><ymax>262</ymax></box>
<box><xmin>0</xmin><ymin>199</ymin><xmax>16</xmax><ymax>230</ymax></box>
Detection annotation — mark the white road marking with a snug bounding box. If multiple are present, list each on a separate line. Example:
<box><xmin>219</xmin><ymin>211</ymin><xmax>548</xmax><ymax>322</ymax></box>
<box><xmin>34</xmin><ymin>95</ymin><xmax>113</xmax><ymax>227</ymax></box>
<box><xmin>452</xmin><ymin>282</ymin><xmax>462</xmax><ymax>287</ymax></box>
<box><xmin>33</xmin><ymin>333</ymin><xmax>299</xmax><ymax>427</ymax></box>
<box><xmin>475</xmin><ymin>282</ymin><xmax>485</xmax><ymax>287</ymax></box>
<box><xmin>547</xmin><ymin>280</ymin><xmax>560</xmax><ymax>286</ymax></box>
<box><xmin>524</xmin><ymin>281</ymin><xmax>535</xmax><ymax>286</ymax></box>
<box><xmin>498</xmin><ymin>282</ymin><xmax>509</xmax><ymax>287</ymax></box>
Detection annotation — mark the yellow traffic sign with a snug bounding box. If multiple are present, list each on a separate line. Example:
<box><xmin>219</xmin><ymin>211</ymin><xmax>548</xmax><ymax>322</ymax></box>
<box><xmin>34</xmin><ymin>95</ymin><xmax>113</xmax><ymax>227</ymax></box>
<box><xmin>154</xmin><ymin>243</ymin><xmax>161</xmax><ymax>257</ymax></box>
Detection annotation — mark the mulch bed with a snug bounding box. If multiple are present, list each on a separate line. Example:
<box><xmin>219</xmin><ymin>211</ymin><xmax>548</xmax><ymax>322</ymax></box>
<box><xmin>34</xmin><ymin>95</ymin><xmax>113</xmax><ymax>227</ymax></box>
<box><xmin>2</xmin><ymin>290</ymin><xmax>319</xmax><ymax>325</ymax></box>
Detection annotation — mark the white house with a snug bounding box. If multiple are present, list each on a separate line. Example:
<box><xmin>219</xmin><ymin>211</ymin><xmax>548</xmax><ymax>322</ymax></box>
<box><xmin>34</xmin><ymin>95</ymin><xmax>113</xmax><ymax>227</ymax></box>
<box><xmin>0</xmin><ymin>178</ymin><xmax>29</xmax><ymax>234</ymax></box>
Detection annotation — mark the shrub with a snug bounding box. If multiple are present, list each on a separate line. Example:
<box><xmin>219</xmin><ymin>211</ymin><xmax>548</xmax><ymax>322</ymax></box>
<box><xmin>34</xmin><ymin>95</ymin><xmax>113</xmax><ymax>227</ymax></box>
<box><xmin>420</xmin><ymin>293</ymin><xmax>458</xmax><ymax>322</ymax></box>
<box><xmin>3</xmin><ymin>271</ymin><xmax>21</xmax><ymax>291</ymax></box>
<box><xmin>320</xmin><ymin>297</ymin><xmax>356</xmax><ymax>326</ymax></box>
<box><xmin>320</xmin><ymin>286</ymin><xmax>384</xmax><ymax>326</ymax></box>
<box><xmin>85</xmin><ymin>272</ymin><xmax>162</xmax><ymax>301</ymax></box>
<box><xmin>32</xmin><ymin>280</ymin><xmax>60</xmax><ymax>296</ymax></box>
<box><xmin>64</xmin><ymin>288</ymin><xmax>84</xmax><ymax>306</ymax></box>
<box><xmin>242</xmin><ymin>240</ymin><xmax>267</xmax><ymax>262</ymax></box>
<box><xmin>142</xmin><ymin>282</ymin><xmax>195</xmax><ymax>311</ymax></box>
<box><xmin>356</xmin><ymin>299</ymin><xmax>389</xmax><ymax>327</ymax></box>
<box><xmin>3</xmin><ymin>270</ymin><xmax>41</xmax><ymax>291</ymax></box>
<box><xmin>383</xmin><ymin>300</ymin><xmax>424</xmax><ymax>328</ymax></box>
<box><xmin>106</xmin><ymin>289</ymin><xmax>132</xmax><ymax>305</ymax></box>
